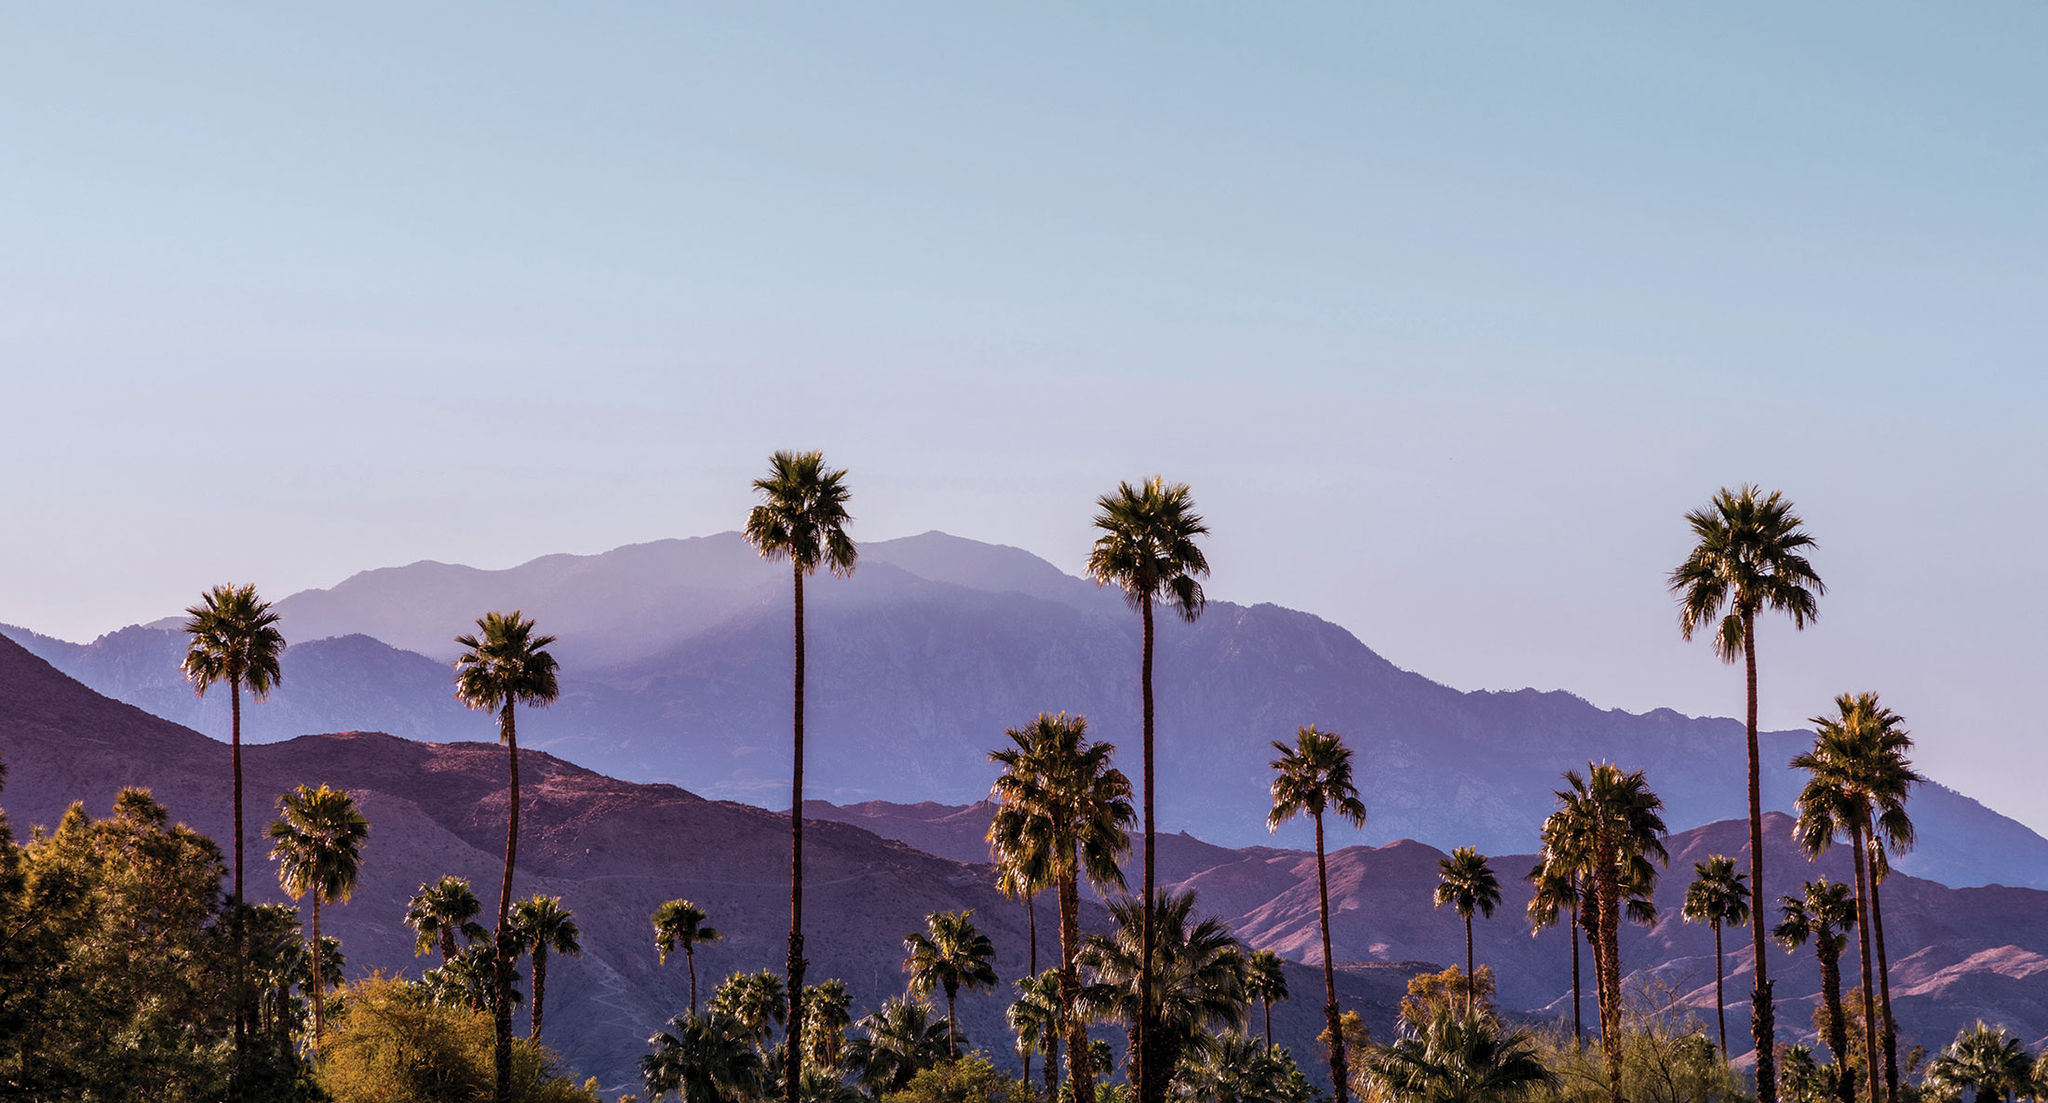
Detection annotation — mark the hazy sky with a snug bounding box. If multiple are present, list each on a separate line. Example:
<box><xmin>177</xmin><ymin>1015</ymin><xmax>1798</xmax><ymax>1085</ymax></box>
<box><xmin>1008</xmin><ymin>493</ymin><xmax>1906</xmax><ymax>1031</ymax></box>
<box><xmin>5</xmin><ymin>6</ymin><xmax>2045</xmax><ymax>826</ymax></box>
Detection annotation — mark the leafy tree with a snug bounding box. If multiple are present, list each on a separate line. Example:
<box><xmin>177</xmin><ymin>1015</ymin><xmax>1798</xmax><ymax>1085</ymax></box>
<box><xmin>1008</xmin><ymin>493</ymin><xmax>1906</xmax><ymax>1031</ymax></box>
<box><xmin>1773</xmin><ymin>878</ymin><xmax>1858</xmax><ymax>1102</ymax></box>
<box><xmin>511</xmin><ymin>895</ymin><xmax>581</xmax><ymax>1041</ymax></box>
<box><xmin>654</xmin><ymin>899</ymin><xmax>724</xmax><ymax>1016</ymax></box>
<box><xmin>454</xmin><ymin>608</ymin><xmax>562</xmax><ymax>1103</ymax></box>
<box><xmin>746</xmin><ymin>448</ymin><xmax>858</xmax><ymax>1103</ymax></box>
<box><xmin>1361</xmin><ymin>1007</ymin><xmax>1558</xmax><ymax>1103</ymax></box>
<box><xmin>1525</xmin><ymin>859</ymin><xmax>1584</xmax><ymax>1049</ymax></box>
<box><xmin>880</xmin><ymin>1053</ymin><xmax>1036</xmax><ymax>1103</ymax></box>
<box><xmin>642</xmin><ymin>1011</ymin><xmax>766</xmax><ymax>1103</ymax></box>
<box><xmin>713</xmin><ymin>969</ymin><xmax>790</xmax><ymax>1057</ymax></box>
<box><xmin>905</xmin><ymin>909</ymin><xmax>1000</xmax><ymax>1059</ymax></box>
<box><xmin>1433</xmin><ymin>847</ymin><xmax>1502</xmax><ymax>1019</ymax></box>
<box><xmin>408</xmin><ymin>874</ymin><xmax>490</xmax><ymax>964</ymax></box>
<box><xmin>1401</xmin><ymin>966</ymin><xmax>1497</xmax><ymax>1029</ymax></box>
<box><xmin>1925</xmin><ymin>1023</ymin><xmax>2031</xmax><ymax>1103</ymax></box>
<box><xmin>1679</xmin><ymin>854</ymin><xmax>1750</xmax><ymax>1055</ymax></box>
<box><xmin>845</xmin><ymin>997</ymin><xmax>958</xmax><ymax>1097</ymax></box>
<box><xmin>1242</xmin><ymin>950</ymin><xmax>1289</xmax><ymax>1049</ymax></box>
<box><xmin>1267</xmin><ymin>724</ymin><xmax>1367</xmax><ymax>1102</ymax></box>
<box><xmin>267</xmin><ymin>782</ymin><xmax>370</xmax><ymax>1048</ymax></box>
<box><xmin>989</xmin><ymin>711</ymin><xmax>1134</xmax><ymax>1103</ymax></box>
<box><xmin>1078</xmin><ymin>890</ymin><xmax>1247</xmax><ymax>1093</ymax></box>
<box><xmin>1670</xmin><ymin>484</ymin><xmax>1824</xmax><ymax>1103</ymax></box>
<box><xmin>1087</xmin><ymin>475</ymin><xmax>1209</xmax><ymax>1103</ymax></box>
<box><xmin>320</xmin><ymin>975</ymin><xmax>599</xmax><ymax>1103</ymax></box>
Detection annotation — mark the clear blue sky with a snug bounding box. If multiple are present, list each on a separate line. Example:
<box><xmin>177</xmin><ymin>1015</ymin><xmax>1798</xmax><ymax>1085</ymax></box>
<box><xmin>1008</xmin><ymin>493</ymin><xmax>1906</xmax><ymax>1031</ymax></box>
<box><xmin>5</xmin><ymin>5</ymin><xmax>2045</xmax><ymax>826</ymax></box>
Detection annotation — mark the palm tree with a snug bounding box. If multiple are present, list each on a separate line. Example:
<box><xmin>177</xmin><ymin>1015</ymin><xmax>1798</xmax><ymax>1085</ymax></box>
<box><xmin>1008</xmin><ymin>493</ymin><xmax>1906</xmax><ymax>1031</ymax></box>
<box><xmin>1773</xmin><ymin>878</ymin><xmax>1857</xmax><ymax>1103</ymax></box>
<box><xmin>801</xmin><ymin>978</ymin><xmax>854</xmax><ymax>1075</ymax></box>
<box><xmin>745</xmin><ymin>448</ymin><xmax>857</xmax><ymax>1103</ymax></box>
<box><xmin>1360</xmin><ymin>1007</ymin><xmax>1560</xmax><ymax>1103</ymax></box>
<box><xmin>1087</xmin><ymin>475</ymin><xmax>1210</xmax><ymax>1103</ymax></box>
<box><xmin>1926</xmin><ymin>1023</ymin><xmax>2032</xmax><ymax>1103</ymax></box>
<box><xmin>1243</xmin><ymin>949</ymin><xmax>1289</xmax><ymax>1048</ymax></box>
<box><xmin>1670</xmin><ymin>484</ymin><xmax>1824</xmax><ymax>1103</ymax></box>
<box><xmin>1680</xmin><ymin>855</ymin><xmax>1752</xmax><ymax>1056</ymax></box>
<box><xmin>655</xmin><ymin>899</ymin><xmax>724</xmax><ymax>1015</ymax></box>
<box><xmin>510</xmin><ymin>895</ymin><xmax>580</xmax><ymax>1041</ymax></box>
<box><xmin>988</xmin><ymin>711</ymin><xmax>1134</xmax><ymax>1103</ymax></box>
<box><xmin>406</xmin><ymin>874</ymin><xmax>489</xmax><ymax>964</ymax></box>
<box><xmin>1524</xmin><ymin>860</ymin><xmax>1583</xmax><ymax>1049</ymax></box>
<box><xmin>643</xmin><ymin>1011</ymin><xmax>766</xmax><ymax>1103</ymax></box>
<box><xmin>903</xmin><ymin>909</ymin><xmax>999</xmax><ymax>1059</ymax></box>
<box><xmin>1542</xmin><ymin>763</ymin><xmax>1667</xmax><ymax>1103</ymax></box>
<box><xmin>993</xmin><ymin>834</ymin><xmax>1051</xmax><ymax>1087</ymax></box>
<box><xmin>1077</xmin><ymin>890</ymin><xmax>1247</xmax><ymax>1092</ymax></box>
<box><xmin>1267</xmin><ymin>724</ymin><xmax>1367</xmax><ymax>1103</ymax></box>
<box><xmin>1174</xmin><ymin>1032</ymin><xmax>1306</xmax><ymax>1103</ymax></box>
<box><xmin>1009</xmin><ymin>970</ymin><xmax>1065</xmax><ymax>1102</ymax></box>
<box><xmin>712</xmin><ymin>969</ymin><xmax>789</xmax><ymax>1058</ymax></box>
<box><xmin>266</xmin><ymin>783</ymin><xmax>368</xmax><ymax>1048</ymax></box>
<box><xmin>843</xmin><ymin>997</ymin><xmax>956</xmax><ymax>1097</ymax></box>
<box><xmin>1433</xmin><ymin>847</ymin><xmax>1502</xmax><ymax>1019</ymax></box>
<box><xmin>453</xmin><ymin>608</ymin><xmax>560</xmax><ymax>1103</ymax></box>
<box><xmin>1795</xmin><ymin>691</ymin><xmax>1922</xmax><ymax>1103</ymax></box>
<box><xmin>181</xmin><ymin>583</ymin><xmax>287</xmax><ymax>914</ymax></box>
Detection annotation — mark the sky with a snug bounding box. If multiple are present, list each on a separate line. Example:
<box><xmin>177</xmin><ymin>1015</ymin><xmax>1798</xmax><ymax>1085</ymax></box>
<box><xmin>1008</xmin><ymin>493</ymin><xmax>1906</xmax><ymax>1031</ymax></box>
<box><xmin>4</xmin><ymin>6</ymin><xmax>2045</xmax><ymax>827</ymax></box>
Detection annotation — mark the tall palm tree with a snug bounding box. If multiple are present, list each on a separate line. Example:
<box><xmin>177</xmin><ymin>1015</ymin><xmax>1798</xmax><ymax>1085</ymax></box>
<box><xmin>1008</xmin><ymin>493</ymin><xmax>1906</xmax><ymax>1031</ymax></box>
<box><xmin>988</xmin><ymin>711</ymin><xmax>1134</xmax><ymax>1103</ymax></box>
<box><xmin>1670</xmin><ymin>484</ymin><xmax>1823</xmax><ymax>1103</ymax></box>
<box><xmin>643</xmin><ymin>1011</ymin><xmax>766</xmax><ymax>1103</ymax></box>
<box><xmin>1433</xmin><ymin>847</ymin><xmax>1502</xmax><ymax>1019</ymax></box>
<box><xmin>510</xmin><ymin>894</ymin><xmax>580</xmax><ymax>1041</ymax></box>
<box><xmin>1524</xmin><ymin>860</ymin><xmax>1583</xmax><ymax>1049</ymax></box>
<box><xmin>1087</xmin><ymin>475</ymin><xmax>1210</xmax><ymax>1103</ymax></box>
<box><xmin>1680</xmin><ymin>854</ymin><xmax>1752</xmax><ymax>1056</ymax></box>
<box><xmin>655</xmin><ymin>899</ymin><xmax>724</xmax><ymax>1016</ymax></box>
<box><xmin>1267</xmin><ymin>724</ymin><xmax>1367</xmax><ymax>1103</ymax></box>
<box><xmin>1360</xmin><ymin>1007</ymin><xmax>1560</xmax><ymax>1103</ymax></box>
<box><xmin>903</xmin><ymin>909</ymin><xmax>999</xmax><ymax>1059</ymax></box>
<box><xmin>711</xmin><ymin>969</ymin><xmax>789</xmax><ymax>1059</ymax></box>
<box><xmin>1542</xmin><ymin>763</ymin><xmax>1667</xmax><ymax>1103</ymax></box>
<box><xmin>181</xmin><ymin>583</ymin><xmax>287</xmax><ymax>914</ymax></box>
<box><xmin>406</xmin><ymin>874</ymin><xmax>489</xmax><ymax>965</ymax></box>
<box><xmin>1243</xmin><ymin>949</ymin><xmax>1289</xmax><ymax>1048</ymax></box>
<box><xmin>1794</xmin><ymin>692</ymin><xmax>1922</xmax><ymax>1103</ymax></box>
<box><xmin>1077</xmin><ymin>890</ymin><xmax>1247</xmax><ymax>1091</ymax></box>
<box><xmin>266</xmin><ymin>783</ymin><xmax>368</xmax><ymax>1048</ymax></box>
<box><xmin>745</xmin><ymin>448</ymin><xmax>857</xmax><ymax>1103</ymax></box>
<box><xmin>1773</xmin><ymin>878</ymin><xmax>1857</xmax><ymax>1103</ymax></box>
<box><xmin>1009</xmin><ymin>970</ymin><xmax>1065</xmax><ymax>1102</ymax></box>
<box><xmin>453</xmin><ymin>608</ymin><xmax>561</xmax><ymax>1103</ymax></box>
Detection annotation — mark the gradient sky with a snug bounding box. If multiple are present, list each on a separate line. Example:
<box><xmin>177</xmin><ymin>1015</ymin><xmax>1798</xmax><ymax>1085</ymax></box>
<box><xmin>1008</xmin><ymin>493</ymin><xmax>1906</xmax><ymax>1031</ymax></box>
<box><xmin>5</xmin><ymin>6</ymin><xmax>2045</xmax><ymax>827</ymax></box>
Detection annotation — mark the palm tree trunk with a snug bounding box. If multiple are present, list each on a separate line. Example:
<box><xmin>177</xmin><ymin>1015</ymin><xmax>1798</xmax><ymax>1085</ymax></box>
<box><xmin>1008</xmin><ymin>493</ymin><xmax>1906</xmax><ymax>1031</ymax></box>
<box><xmin>1820</xmin><ymin>946</ymin><xmax>1848</xmax><ymax>1103</ymax></box>
<box><xmin>687</xmin><ymin>947</ymin><xmax>699</xmax><ymax>1016</ymax></box>
<box><xmin>532</xmin><ymin>944</ymin><xmax>548</xmax><ymax>1040</ymax></box>
<box><xmin>1869</xmin><ymin>844</ymin><xmax>1898</xmax><ymax>1103</ymax></box>
<box><xmin>1024</xmin><ymin>893</ymin><xmax>1036</xmax><ymax>1088</ymax></box>
<box><xmin>1852</xmin><ymin>825</ymin><xmax>1882</xmax><ymax>1103</ymax></box>
<box><xmin>1314</xmin><ymin>812</ymin><xmax>1349</xmax><ymax>1103</ymax></box>
<box><xmin>1570</xmin><ymin>899</ymin><xmax>1583</xmax><ymax>1051</ymax></box>
<box><xmin>1746</xmin><ymin>616</ymin><xmax>1779</xmax><ymax>1103</ymax></box>
<box><xmin>441</xmin><ymin>927</ymin><xmax>457</xmax><ymax>965</ymax></box>
<box><xmin>1465</xmin><ymin>914</ymin><xmax>1476</xmax><ymax>1018</ymax></box>
<box><xmin>310</xmin><ymin>893</ymin><xmax>325</xmax><ymax>1049</ymax></box>
<box><xmin>946</xmin><ymin>987</ymin><xmax>959</xmax><ymax>1059</ymax></box>
<box><xmin>1061</xmin><ymin>870</ymin><xmax>1094</xmax><ymax>1103</ymax></box>
<box><xmin>495</xmin><ymin>700</ymin><xmax>519</xmax><ymax>1103</ymax></box>
<box><xmin>231</xmin><ymin>677</ymin><xmax>248</xmax><ymax>1097</ymax></box>
<box><xmin>1262</xmin><ymin>996</ymin><xmax>1272</xmax><ymax>1049</ymax></box>
<box><xmin>1596</xmin><ymin>839</ymin><xmax>1623</xmax><ymax>1103</ymax></box>
<box><xmin>1137</xmin><ymin>594</ymin><xmax>1156</xmax><ymax>1103</ymax></box>
<box><xmin>787</xmin><ymin>564</ymin><xmax>808</xmax><ymax>1103</ymax></box>
<box><xmin>1715</xmin><ymin>923</ymin><xmax>1727</xmax><ymax>1055</ymax></box>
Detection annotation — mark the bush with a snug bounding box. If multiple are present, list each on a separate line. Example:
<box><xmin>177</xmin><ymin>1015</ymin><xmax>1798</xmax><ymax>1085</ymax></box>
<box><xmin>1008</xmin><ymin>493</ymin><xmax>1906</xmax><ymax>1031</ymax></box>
<box><xmin>317</xmin><ymin>975</ymin><xmax>599</xmax><ymax>1103</ymax></box>
<box><xmin>882</xmin><ymin>1054</ymin><xmax>1037</xmax><ymax>1103</ymax></box>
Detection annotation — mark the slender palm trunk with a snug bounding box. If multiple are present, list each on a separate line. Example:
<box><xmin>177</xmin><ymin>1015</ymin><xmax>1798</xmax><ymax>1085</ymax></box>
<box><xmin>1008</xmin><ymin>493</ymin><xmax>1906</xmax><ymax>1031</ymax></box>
<box><xmin>310</xmin><ymin>893</ymin><xmax>325</xmax><ymax>1048</ymax></box>
<box><xmin>1869</xmin><ymin>845</ymin><xmax>1898</xmax><ymax>1103</ymax></box>
<box><xmin>1570</xmin><ymin>898</ymin><xmax>1583</xmax><ymax>1051</ymax></box>
<box><xmin>1137</xmin><ymin>594</ymin><xmax>1156</xmax><ymax>1103</ymax></box>
<box><xmin>1745</xmin><ymin>617</ymin><xmax>1779</xmax><ymax>1103</ymax></box>
<box><xmin>1820</xmin><ymin>945</ymin><xmax>1848</xmax><ymax>1103</ymax></box>
<box><xmin>1596</xmin><ymin>844</ymin><xmax>1623</xmax><ymax>1103</ymax></box>
<box><xmin>495</xmin><ymin>701</ymin><xmax>519</xmax><ymax>1103</ymax></box>
<box><xmin>945</xmin><ymin>986</ymin><xmax>960</xmax><ymax>1059</ymax></box>
<box><xmin>1314</xmin><ymin>812</ymin><xmax>1349</xmax><ymax>1103</ymax></box>
<box><xmin>1715</xmin><ymin>922</ymin><xmax>1728</xmax><ymax>1055</ymax></box>
<box><xmin>231</xmin><ymin>678</ymin><xmax>248</xmax><ymax>1095</ymax></box>
<box><xmin>1024</xmin><ymin>893</ymin><xmax>1037</xmax><ymax>1088</ymax></box>
<box><xmin>686</xmin><ymin>947</ymin><xmax>699</xmax><ymax>1016</ymax></box>
<box><xmin>1262</xmin><ymin>995</ymin><xmax>1272</xmax><ymax>1048</ymax></box>
<box><xmin>1464</xmin><ymin>914</ymin><xmax>1476</xmax><ymax>1018</ymax></box>
<box><xmin>531</xmin><ymin>944</ymin><xmax>549</xmax><ymax>1040</ymax></box>
<box><xmin>1852</xmin><ymin>826</ymin><xmax>1882</xmax><ymax>1103</ymax></box>
<box><xmin>787</xmin><ymin>564</ymin><xmax>808</xmax><ymax>1103</ymax></box>
<box><xmin>1060</xmin><ymin>870</ymin><xmax>1094</xmax><ymax>1103</ymax></box>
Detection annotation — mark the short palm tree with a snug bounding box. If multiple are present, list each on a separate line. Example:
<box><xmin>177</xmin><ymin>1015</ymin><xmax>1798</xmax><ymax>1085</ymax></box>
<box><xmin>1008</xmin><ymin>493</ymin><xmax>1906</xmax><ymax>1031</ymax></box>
<box><xmin>1268</xmin><ymin>724</ymin><xmax>1367</xmax><ymax>1103</ymax></box>
<box><xmin>993</xmin><ymin>832</ymin><xmax>1050</xmax><ymax>1086</ymax></box>
<box><xmin>843</xmin><ymin>997</ymin><xmax>956</xmax><ymax>1096</ymax></box>
<box><xmin>510</xmin><ymin>894</ymin><xmax>580</xmax><ymax>1041</ymax></box>
<box><xmin>1243</xmin><ymin>949</ymin><xmax>1289</xmax><ymax>1048</ymax></box>
<box><xmin>1524</xmin><ymin>860</ymin><xmax>1583</xmax><ymax>1049</ymax></box>
<box><xmin>745</xmin><ymin>448</ymin><xmax>856</xmax><ymax>1103</ymax></box>
<box><xmin>1795</xmin><ymin>691</ymin><xmax>1921</xmax><ymax>1103</ymax></box>
<box><xmin>903</xmin><ymin>909</ymin><xmax>998</xmax><ymax>1059</ymax></box>
<box><xmin>406</xmin><ymin>874</ymin><xmax>489</xmax><ymax>964</ymax></box>
<box><xmin>1542</xmin><ymin>763</ymin><xmax>1667</xmax><ymax>1103</ymax></box>
<box><xmin>266</xmin><ymin>782</ymin><xmax>368</xmax><ymax>1048</ymax></box>
<box><xmin>1773</xmin><ymin>878</ymin><xmax>1857</xmax><ymax>1102</ymax></box>
<box><xmin>1433</xmin><ymin>847</ymin><xmax>1502</xmax><ymax>1019</ymax></box>
<box><xmin>1926</xmin><ymin>1023</ymin><xmax>2032</xmax><ymax>1103</ymax></box>
<box><xmin>1680</xmin><ymin>854</ymin><xmax>1751</xmax><ymax>1056</ymax></box>
<box><xmin>1087</xmin><ymin>475</ymin><xmax>1209</xmax><ymax>1103</ymax></box>
<box><xmin>453</xmin><ymin>609</ymin><xmax>560</xmax><ymax>1103</ymax></box>
<box><xmin>1009</xmin><ymin>969</ymin><xmax>1064</xmax><ymax>1102</ymax></box>
<box><xmin>1174</xmin><ymin>1031</ymin><xmax>1305</xmax><ymax>1103</ymax></box>
<box><xmin>643</xmin><ymin>1011</ymin><xmax>765</xmax><ymax>1103</ymax></box>
<box><xmin>801</xmin><ymin>978</ymin><xmax>854</xmax><ymax>1075</ymax></box>
<box><xmin>1077</xmin><ymin>890</ymin><xmax>1247</xmax><ymax>1092</ymax></box>
<box><xmin>988</xmin><ymin>710</ymin><xmax>1134</xmax><ymax>1103</ymax></box>
<box><xmin>1361</xmin><ymin>1006</ymin><xmax>1560</xmax><ymax>1103</ymax></box>
<box><xmin>655</xmin><ymin>899</ymin><xmax>724</xmax><ymax>1015</ymax></box>
<box><xmin>1670</xmin><ymin>484</ymin><xmax>1823</xmax><ymax>1103</ymax></box>
<box><xmin>712</xmin><ymin>969</ymin><xmax>789</xmax><ymax>1058</ymax></box>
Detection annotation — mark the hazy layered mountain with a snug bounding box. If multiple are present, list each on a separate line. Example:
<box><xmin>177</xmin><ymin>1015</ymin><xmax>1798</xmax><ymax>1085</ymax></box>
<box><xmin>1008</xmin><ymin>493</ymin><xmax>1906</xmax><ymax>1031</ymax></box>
<box><xmin>8</xmin><ymin>530</ymin><xmax>2042</xmax><ymax>890</ymax></box>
